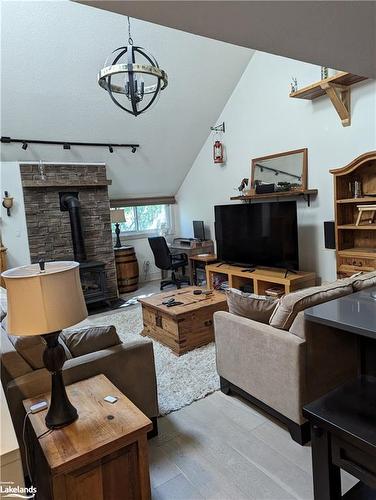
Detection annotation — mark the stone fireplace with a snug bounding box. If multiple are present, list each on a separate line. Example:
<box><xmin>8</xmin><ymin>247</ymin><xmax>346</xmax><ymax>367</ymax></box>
<box><xmin>20</xmin><ymin>163</ymin><xmax>118</xmax><ymax>304</ymax></box>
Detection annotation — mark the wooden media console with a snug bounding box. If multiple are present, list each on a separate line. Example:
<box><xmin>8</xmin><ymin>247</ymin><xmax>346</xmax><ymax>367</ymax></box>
<box><xmin>206</xmin><ymin>263</ymin><xmax>316</xmax><ymax>295</ymax></box>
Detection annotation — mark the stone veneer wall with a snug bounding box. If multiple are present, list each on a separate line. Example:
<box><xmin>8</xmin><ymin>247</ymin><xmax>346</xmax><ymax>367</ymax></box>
<box><xmin>20</xmin><ymin>163</ymin><xmax>118</xmax><ymax>300</ymax></box>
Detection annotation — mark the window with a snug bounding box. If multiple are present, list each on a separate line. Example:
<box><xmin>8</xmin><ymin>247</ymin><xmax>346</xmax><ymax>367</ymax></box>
<box><xmin>111</xmin><ymin>204</ymin><xmax>172</xmax><ymax>236</ymax></box>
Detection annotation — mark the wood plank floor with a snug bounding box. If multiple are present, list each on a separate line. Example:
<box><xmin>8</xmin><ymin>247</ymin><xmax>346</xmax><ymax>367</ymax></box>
<box><xmin>149</xmin><ymin>391</ymin><xmax>358</xmax><ymax>500</ymax></box>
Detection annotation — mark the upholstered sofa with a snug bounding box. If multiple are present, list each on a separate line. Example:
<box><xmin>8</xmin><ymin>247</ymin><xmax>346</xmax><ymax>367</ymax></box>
<box><xmin>0</xmin><ymin>290</ymin><xmax>159</xmax><ymax>472</ymax></box>
<box><xmin>214</xmin><ymin>272</ymin><xmax>376</xmax><ymax>444</ymax></box>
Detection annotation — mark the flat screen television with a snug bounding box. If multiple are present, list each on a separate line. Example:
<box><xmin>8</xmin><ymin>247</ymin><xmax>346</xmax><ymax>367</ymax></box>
<box><xmin>214</xmin><ymin>201</ymin><xmax>299</xmax><ymax>270</ymax></box>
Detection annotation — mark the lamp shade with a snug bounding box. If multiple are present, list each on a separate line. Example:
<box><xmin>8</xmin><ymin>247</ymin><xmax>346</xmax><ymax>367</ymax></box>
<box><xmin>111</xmin><ymin>209</ymin><xmax>126</xmax><ymax>224</ymax></box>
<box><xmin>2</xmin><ymin>261</ymin><xmax>87</xmax><ymax>336</ymax></box>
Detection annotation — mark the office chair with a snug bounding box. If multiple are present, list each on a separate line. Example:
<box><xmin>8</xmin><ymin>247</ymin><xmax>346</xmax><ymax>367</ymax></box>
<box><xmin>148</xmin><ymin>237</ymin><xmax>190</xmax><ymax>290</ymax></box>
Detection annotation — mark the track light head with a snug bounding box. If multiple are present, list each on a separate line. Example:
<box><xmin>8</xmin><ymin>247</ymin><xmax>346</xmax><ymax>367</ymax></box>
<box><xmin>22</xmin><ymin>142</ymin><xmax>28</xmax><ymax>150</ymax></box>
<box><xmin>109</xmin><ymin>145</ymin><xmax>114</xmax><ymax>153</ymax></box>
<box><xmin>63</xmin><ymin>143</ymin><xmax>71</xmax><ymax>150</ymax></box>
<box><xmin>132</xmin><ymin>146</ymin><xmax>137</xmax><ymax>154</ymax></box>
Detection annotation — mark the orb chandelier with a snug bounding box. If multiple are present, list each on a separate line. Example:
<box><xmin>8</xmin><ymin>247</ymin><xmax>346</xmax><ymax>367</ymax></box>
<box><xmin>98</xmin><ymin>17</ymin><xmax>168</xmax><ymax>117</ymax></box>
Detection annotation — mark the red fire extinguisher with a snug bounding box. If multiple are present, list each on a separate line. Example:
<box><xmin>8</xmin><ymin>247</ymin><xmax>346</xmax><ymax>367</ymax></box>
<box><xmin>213</xmin><ymin>140</ymin><xmax>224</xmax><ymax>164</ymax></box>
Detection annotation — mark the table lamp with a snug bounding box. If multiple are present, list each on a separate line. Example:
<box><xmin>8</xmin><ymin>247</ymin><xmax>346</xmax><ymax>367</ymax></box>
<box><xmin>2</xmin><ymin>261</ymin><xmax>88</xmax><ymax>429</ymax></box>
<box><xmin>111</xmin><ymin>209</ymin><xmax>126</xmax><ymax>248</ymax></box>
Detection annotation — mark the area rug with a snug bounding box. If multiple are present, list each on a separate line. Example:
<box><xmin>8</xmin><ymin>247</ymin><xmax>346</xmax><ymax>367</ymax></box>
<box><xmin>82</xmin><ymin>304</ymin><xmax>219</xmax><ymax>415</ymax></box>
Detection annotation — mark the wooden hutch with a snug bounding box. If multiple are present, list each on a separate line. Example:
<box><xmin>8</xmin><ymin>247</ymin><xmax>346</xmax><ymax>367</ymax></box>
<box><xmin>331</xmin><ymin>151</ymin><xmax>376</xmax><ymax>277</ymax></box>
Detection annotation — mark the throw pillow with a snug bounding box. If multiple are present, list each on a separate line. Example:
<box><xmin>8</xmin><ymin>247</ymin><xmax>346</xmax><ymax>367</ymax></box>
<box><xmin>60</xmin><ymin>325</ymin><xmax>121</xmax><ymax>357</ymax></box>
<box><xmin>225</xmin><ymin>288</ymin><xmax>278</xmax><ymax>324</ymax></box>
<box><xmin>269</xmin><ymin>281</ymin><xmax>353</xmax><ymax>331</ymax></box>
<box><xmin>7</xmin><ymin>334</ymin><xmax>46</xmax><ymax>370</ymax></box>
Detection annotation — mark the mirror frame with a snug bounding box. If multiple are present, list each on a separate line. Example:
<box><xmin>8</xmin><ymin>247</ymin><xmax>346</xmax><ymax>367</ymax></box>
<box><xmin>250</xmin><ymin>147</ymin><xmax>308</xmax><ymax>192</ymax></box>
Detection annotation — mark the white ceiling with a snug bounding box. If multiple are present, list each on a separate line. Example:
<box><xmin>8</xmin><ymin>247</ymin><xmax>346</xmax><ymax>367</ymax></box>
<box><xmin>78</xmin><ymin>1</ymin><xmax>376</xmax><ymax>79</ymax></box>
<box><xmin>0</xmin><ymin>1</ymin><xmax>252</xmax><ymax>198</ymax></box>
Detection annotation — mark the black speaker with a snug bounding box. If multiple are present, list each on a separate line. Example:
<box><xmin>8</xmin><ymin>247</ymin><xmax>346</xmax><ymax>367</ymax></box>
<box><xmin>324</xmin><ymin>221</ymin><xmax>336</xmax><ymax>249</ymax></box>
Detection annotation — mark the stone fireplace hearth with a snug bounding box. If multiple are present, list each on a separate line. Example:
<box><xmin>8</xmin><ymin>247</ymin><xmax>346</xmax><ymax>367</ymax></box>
<box><xmin>20</xmin><ymin>163</ymin><xmax>118</xmax><ymax>303</ymax></box>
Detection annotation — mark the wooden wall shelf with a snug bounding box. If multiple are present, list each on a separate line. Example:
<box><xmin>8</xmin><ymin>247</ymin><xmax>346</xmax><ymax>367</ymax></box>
<box><xmin>289</xmin><ymin>71</ymin><xmax>367</xmax><ymax>127</ymax></box>
<box><xmin>331</xmin><ymin>151</ymin><xmax>376</xmax><ymax>277</ymax></box>
<box><xmin>230</xmin><ymin>189</ymin><xmax>318</xmax><ymax>206</ymax></box>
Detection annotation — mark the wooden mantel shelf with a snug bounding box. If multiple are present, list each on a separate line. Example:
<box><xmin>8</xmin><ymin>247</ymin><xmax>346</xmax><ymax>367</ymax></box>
<box><xmin>289</xmin><ymin>71</ymin><xmax>367</xmax><ymax>127</ymax></box>
<box><xmin>231</xmin><ymin>189</ymin><xmax>318</xmax><ymax>206</ymax></box>
<box><xmin>22</xmin><ymin>179</ymin><xmax>112</xmax><ymax>188</ymax></box>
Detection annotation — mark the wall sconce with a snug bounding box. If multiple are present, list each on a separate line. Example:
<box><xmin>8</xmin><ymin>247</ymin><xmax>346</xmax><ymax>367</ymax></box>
<box><xmin>2</xmin><ymin>191</ymin><xmax>14</xmax><ymax>216</ymax></box>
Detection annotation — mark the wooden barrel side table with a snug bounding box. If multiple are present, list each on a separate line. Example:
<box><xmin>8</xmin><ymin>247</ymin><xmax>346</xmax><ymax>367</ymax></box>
<box><xmin>115</xmin><ymin>246</ymin><xmax>139</xmax><ymax>293</ymax></box>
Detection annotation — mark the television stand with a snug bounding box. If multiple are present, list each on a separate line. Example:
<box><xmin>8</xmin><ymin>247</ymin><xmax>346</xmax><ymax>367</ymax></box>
<box><xmin>206</xmin><ymin>263</ymin><xmax>316</xmax><ymax>295</ymax></box>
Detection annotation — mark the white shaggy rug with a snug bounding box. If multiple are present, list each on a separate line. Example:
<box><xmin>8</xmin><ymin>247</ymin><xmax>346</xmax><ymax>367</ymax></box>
<box><xmin>84</xmin><ymin>304</ymin><xmax>219</xmax><ymax>415</ymax></box>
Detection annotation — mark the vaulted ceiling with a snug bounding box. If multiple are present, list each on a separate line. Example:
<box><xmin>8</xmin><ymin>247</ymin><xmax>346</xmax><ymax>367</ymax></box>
<box><xmin>0</xmin><ymin>1</ymin><xmax>252</xmax><ymax>198</ymax></box>
<box><xmin>78</xmin><ymin>1</ymin><xmax>376</xmax><ymax>79</ymax></box>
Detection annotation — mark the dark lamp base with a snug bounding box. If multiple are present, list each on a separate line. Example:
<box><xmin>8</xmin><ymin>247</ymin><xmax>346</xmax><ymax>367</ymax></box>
<box><xmin>42</xmin><ymin>331</ymin><xmax>78</xmax><ymax>429</ymax></box>
<box><xmin>114</xmin><ymin>223</ymin><xmax>122</xmax><ymax>248</ymax></box>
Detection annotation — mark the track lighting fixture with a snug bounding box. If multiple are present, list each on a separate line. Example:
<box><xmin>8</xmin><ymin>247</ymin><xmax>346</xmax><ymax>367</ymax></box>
<box><xmin>2</xmin><ymin>137</ymin><xmax>139</xmax><ymax>151</ymax></box>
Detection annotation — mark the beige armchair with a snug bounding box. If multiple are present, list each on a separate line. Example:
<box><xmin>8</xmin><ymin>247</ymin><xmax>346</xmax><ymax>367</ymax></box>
<box><xmin>214</xmin><ymin>290</ymin><xmax>359</xmax><ymax>444</ymax></box>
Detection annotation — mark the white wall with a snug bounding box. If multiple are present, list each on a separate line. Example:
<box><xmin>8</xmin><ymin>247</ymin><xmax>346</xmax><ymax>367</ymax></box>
<box><xmin>0</xmin><ymin>163</ymin><xmax>30</xmax><ymax>268</ymax></box>
<box><xmin>176</xmin><ymin>52</ymin><xmax>376</xmax><ymax>282</ymax></box>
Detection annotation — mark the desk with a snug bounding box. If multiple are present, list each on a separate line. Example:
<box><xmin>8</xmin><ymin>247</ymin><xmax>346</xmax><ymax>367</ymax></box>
<box><xmin>303</xmin><ymin>287</ymin><xmax>376</xmax><ymax>499</ymax></box>
<box><xmin>169</xmin><ymin>240</ymin><xmax>214</xmax><ymax>284</ymax></box>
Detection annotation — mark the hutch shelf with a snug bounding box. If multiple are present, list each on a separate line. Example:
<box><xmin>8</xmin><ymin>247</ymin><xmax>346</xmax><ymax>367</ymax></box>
<box><xmin>331</xmin><ymin>151</ymin><xmax>376</xmax><ymax>277</ymax></box>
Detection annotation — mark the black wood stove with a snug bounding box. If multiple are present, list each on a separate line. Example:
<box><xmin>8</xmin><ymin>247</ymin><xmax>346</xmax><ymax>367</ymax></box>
<box><xmin>60</xmin><ymin>192</ymin><xmax>108</xmax><ymax>306</ymax></box>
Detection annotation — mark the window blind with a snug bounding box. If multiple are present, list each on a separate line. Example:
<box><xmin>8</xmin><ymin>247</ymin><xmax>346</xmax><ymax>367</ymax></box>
<box><xmin>110</xmin><ymin>196</ymin><xmax>176</xmax><ymax>208</ymax></box>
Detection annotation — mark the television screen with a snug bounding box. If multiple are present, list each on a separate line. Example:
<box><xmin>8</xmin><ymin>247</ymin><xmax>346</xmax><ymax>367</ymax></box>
<box><xmin>193</xmin><ymin>220</ymin><xmax>206</xmax><ymax>240</ymax></box>
<box><xmin>214</xmin><ymin>201</ymin><xmax>299</xmax><ymax>270</ymax></box>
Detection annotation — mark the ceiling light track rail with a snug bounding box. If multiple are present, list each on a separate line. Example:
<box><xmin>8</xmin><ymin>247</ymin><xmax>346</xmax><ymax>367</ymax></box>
<box><xmin>1</xmin><ymin>137</ymin><xmax>140</xmax><ymax>153</ymax></box>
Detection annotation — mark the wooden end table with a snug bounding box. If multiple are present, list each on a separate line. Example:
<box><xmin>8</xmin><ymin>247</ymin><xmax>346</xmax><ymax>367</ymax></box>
<box><xmin>23</xmin><ymin>374</ymin><xmax>152</xmax><ymax>500</ymax></box>
<box><xmin>139</xmin><ymin>286</ymin><xmax>228</xmax><ymax>355</ymax></box>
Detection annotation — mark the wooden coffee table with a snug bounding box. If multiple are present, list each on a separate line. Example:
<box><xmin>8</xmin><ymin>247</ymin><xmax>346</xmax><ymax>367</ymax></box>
<box><xmin>139</xmin><ymin>286</ymin><xmax>228</xmax><ymax>356</ymax></box>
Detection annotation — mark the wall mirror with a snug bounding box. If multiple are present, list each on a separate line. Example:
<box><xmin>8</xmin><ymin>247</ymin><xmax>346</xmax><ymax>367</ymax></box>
<box><xmin>251</xmin><ymin>148</ymin><xmax>308</xmax><ymax>193</ymax></box>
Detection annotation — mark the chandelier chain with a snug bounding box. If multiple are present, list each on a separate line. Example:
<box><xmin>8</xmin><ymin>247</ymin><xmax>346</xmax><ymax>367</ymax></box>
<box><xmin>127</xmin><ymin>16</ymin><xmax>134</xmax><ymax>45</ymax></box>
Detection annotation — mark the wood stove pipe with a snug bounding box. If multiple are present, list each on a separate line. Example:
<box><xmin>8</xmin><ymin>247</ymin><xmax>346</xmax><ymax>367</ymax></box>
<box><xmin>60</xmin><ymin>194</ymin><xmax>87</xmax><ymax>262</ymax></box>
